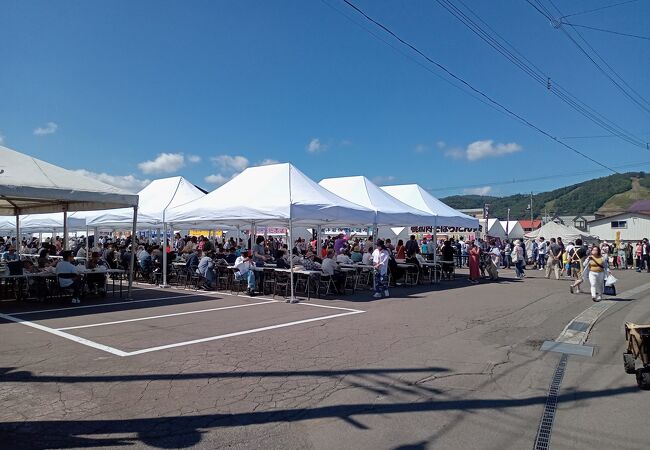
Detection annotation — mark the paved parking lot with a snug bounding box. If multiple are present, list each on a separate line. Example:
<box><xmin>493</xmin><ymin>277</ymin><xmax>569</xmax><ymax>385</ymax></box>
<box><xmin>1</xmin><ymin>270</ymin><xmax>650</xmax><ymax>449</ymax></box>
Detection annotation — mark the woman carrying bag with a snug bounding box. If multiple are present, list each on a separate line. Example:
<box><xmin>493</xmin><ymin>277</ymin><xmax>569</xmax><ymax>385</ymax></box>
<box><xmin>585</xmin><ymin>246</ymin><xmax>609</xmax><ymax>302</ymax></box>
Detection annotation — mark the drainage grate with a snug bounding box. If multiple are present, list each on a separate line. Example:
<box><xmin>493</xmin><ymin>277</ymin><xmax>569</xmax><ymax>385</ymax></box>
<box><xmin>533</xmin><ymin>354</ymin><xmax>568</xmax><ymax>450</ymax></box>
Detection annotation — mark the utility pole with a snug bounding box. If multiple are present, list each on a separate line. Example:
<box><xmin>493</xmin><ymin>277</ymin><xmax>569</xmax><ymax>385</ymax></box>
<box><xmin>530</xmin><ymin>192</ymin><xmax>533</xmax><ymax>224</ymax></box>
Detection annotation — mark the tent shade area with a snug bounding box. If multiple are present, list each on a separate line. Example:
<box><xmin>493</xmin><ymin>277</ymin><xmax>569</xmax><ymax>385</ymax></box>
<box><xmin>86</xmin><ymin>176</ymin><xmax>205</xmax><ymax>229</ymax></box>
<box><xmin>524</xmin><ymin>221</ymin><xmax>594</xmax><ymax>243</ymax></box>
<box><xmin>0</xmin><ymin>145</ymin><xmax>140</xmax><ymax>295</ymax></box>
<box><xmin>166</xmin><ymin>163</ymin><xmax>376</xmax><ymax>227</ymax></box>
<box><xmin>380</xmin><ymin>184</ymin><xmax>478</xmax><ymax>229</ymax></box>
<box><xmin>319</xmin><ymin>176</ymin><xmax>436</xmax><ymax>226</ymax></box>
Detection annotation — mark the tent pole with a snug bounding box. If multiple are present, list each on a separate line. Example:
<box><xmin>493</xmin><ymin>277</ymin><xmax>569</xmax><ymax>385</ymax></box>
<box><xmin>86</xmin><ymin>226</ymin><xmax>90</xmax><ymax>255</ymax></box>
<box><xmin>288</xmin><ymin>218</ymin><xmax>298</xmax><ymax>303</ymax></box>
<box><xmin>63</xmin><ymin>209</ymin><xmax>68</xmax><ymax>251</ymax></box>
<box><xmin>316</xmin><ymin>225</ymin><xmax>322</xmax><ymax>255</ymax></box>
<box><xmin>433</xmin><ymin>218</ymin><xmax>438</xmax><ymax>264</ymax></box>
<box><xmin>249</xmin><ymin>222</ymin><xmax>253</xmax><ymax>250</ymax></box>
<box><xmin>161</xmin><ymin>220</ymin><xmax>170</xmax><ymax>288</ymax></box>
<box><xmin>128</xmin><ymin>205</ymin><xmax>138</xmax><ymax>299</ymax></box>
<box><xmin>93</xmin><ymin>227</ymin><xmax>99</xmax><ymax>250</ymax></box>
<box><xmin>15</xmin><ymin>212</ymin><xmax>20</xmax><ymax>252</ymax></box>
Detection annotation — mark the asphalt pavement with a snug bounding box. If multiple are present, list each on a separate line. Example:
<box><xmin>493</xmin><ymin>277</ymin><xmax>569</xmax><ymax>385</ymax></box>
<box><xmin>1</xmin><ymin>267</ymin><xmax>649</xmax><ymax>449</ymax></box>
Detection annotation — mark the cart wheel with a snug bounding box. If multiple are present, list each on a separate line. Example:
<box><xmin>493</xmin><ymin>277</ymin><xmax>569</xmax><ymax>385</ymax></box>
<box><xmin>635</xmin><ymin>368</ymin><xmax>650</xmax><ymax>390</ymax></box>
<box><xmin>624</xmin><ymin>353</ymin><xmax>636</xmax><ymax>374</ymax></box>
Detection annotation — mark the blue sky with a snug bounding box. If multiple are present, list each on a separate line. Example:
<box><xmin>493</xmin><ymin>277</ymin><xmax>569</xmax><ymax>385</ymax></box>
<box><xmin>2</xmin><ymin>0</ymin><xmax>649</xmax><ymax>197</ymax></box>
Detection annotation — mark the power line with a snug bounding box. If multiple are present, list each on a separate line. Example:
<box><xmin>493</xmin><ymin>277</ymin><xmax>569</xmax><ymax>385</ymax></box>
<box><xmin>562</xmin><ymin>131</ymin><xmax>650</xmax><ymax>139</ymax></box>
<box><xmin>527</xmin><ymin>0</ymin><xmax>650</xmax><ymax>116</ymax></box>
<box><xmin>559</xmin><ymin>0</ymin><xmax>642</xmax><ymax>20</ymax></box>
<box><xmin>337</xmin><ymin>0</ymin><xmax>618</xmax><ymax>173</ymax></box>
<box><xmin>426</xmin><ymin>160</ymin><xmax>650</xmax><ymax>193</ymax></box>
<box><xmin>562</xmin><ymin>22</ymin><xmax>650</xmax><ymax>41</ymax></box>
<box><xmin>434</xmin><ymin>0</ymin><xmax>649</xmax><ymax>149</ymax></box>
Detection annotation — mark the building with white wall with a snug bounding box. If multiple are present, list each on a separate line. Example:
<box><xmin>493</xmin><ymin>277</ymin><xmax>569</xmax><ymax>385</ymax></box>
<box><xmin>588</xmin><ymin>213</ymin><xmax>650</xmax><ymax>242</ymax></box>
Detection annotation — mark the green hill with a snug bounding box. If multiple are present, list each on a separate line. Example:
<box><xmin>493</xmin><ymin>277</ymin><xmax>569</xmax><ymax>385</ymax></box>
<box><xmin>440</xmin><ymin>172</ymin><xmax>650</xmax><ymax>219</ymax></box>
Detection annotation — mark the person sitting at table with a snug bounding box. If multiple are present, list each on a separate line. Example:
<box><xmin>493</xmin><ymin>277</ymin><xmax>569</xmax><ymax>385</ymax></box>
<box><xmin>387</xmin><ymin>253</ymin><xmax>406</xmax><ymax>284</ymax></box>
<box><xmin>362</xmin><ymin>246</ymin><xmax>374</xmax><ymax>265</ymax></box>
<box><xmin>336</xmin><ymin>250</ymin><xmax>354</xmax><ymax>265</ymax></box>
<box><xmin>225</xmin><ymin>247</ymin><xmax>237</xmax><ymax>265</ymax></box>
<box><xmin>395</xmin><ymin>240</ymin><xmax>406</xmax><ymax>259</ymax></box>
<box><xmin>233</xmin><ymin>252</ymin><xmax>257</xmax><ymax>296</ymax></box>
<box><xmin>274</xmin><ymin>249</ymin><xmax>290</xmax><ymax>269</ymax></box>
<box><xmin>1</xmin><ymin>246</ymin><xmax>18</xmax><ymax>262</ymax></box>
<box><xmin>350</xmin><ymin>246</ymin><xmax>363</xmax><ymax>263</ymax></box>
<box><xmin>300</xmin><ymin>251</ymin><xmax>322</xmax><ymax>270</ymax></box>
<box><xmin>197</xmin><ymin>250</ymin><xmax>216</xmax><ymax>290</ymax></box>
<box><xmin>185</xmin><ymin>248</ymin><xmax>201</xmax><ymax>273</ymax></box>
<box><xmin>85</xmin><ymin>251</ymin><xmax>108</xmax><ymax>295</ymax></box>
<box><xmin>56</xmin><ymin>250</ymin><xmax>83</xmax><ymax>304</ymax></box>
<box><xmin>321</xmin><ymin>249</ymin><xmax>345</xmax><ymax>292</ymax></box>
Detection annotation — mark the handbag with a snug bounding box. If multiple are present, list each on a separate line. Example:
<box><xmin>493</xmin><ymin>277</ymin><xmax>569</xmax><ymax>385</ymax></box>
<box><xmin>510</xmin><ymin>249</ymin><xmax>518</xmax><ymax>262</ymax></box>
<box><xmin>604</xmin><ymin>282</ymin><xmax>616</xmax><ymax>296</ymax></box>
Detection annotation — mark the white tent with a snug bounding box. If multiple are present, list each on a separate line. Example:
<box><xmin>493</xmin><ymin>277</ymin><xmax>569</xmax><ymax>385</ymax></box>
<box><xmin>380</xmin><ymin>184</ymin><xmax>478</xmax><ymax>228</ymax></box>
<box><xmin>318</xmin><ymin>176</ymin><xmax>436</xmax><ymax>226</ymax></box>
<box><xmin>166</xmin><ymin>163</ymin><xmax>376</xmax><ymax>300</ymax></box>
<box><xmin>0</xmin><ymin>145</ymin><xmax>137</xmax><ymax>215</ymax></box>
<box><xmin>21</xmin><ymin>212</ymin><xmax>87</xmax><ymax>232</ymax></box>
<box><xmin>167</xmin><ymin>164</ymin><xmax>376</xmax><ymax>226</ymax></box>
<box><xmin>479</xmin><ymin>219</ymin><xmax>507</xmax><ymax>239</ymax></box>
<box><xmin>524</xmin><ymin>221</ymin><xmax>593</xmax><ymax>242</ymax></box>
<box><xmin>86</xmin><ymin>176</ymin><xmax>205</xmax><ymax>229</ymax></box>
<box><xmin>0</xmin><ymin>145</ymin><xmax>139</xmax><ymax>295</ymax></box>
<box><xmin>499</xmin><ymin>220</ymin><xmax>525</xmax><ymax>239</ymax></box>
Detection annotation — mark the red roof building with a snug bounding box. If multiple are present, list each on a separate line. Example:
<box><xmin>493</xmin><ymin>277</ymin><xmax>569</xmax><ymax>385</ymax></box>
<box><xmin>519</xmin><ymin>220</ymin><xmax>542</xmax><ymax>232</ymax></box>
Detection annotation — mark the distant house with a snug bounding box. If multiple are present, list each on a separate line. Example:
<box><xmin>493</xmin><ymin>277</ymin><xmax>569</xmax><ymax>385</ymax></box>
<box><xmin>551</xmin><ymin>215</ymin><xmax>595</xmax><ymax>232</ymax></box>
<box><xmin>588</xmin><ymin>213</ymin><xmax>650</xmax><ymax>242</ymax></box>
<box><xmin>519</xmin><ymin>219</ymin><xmax>542</xmax><ymax>232</ymax></box>
<box><xmin>459</xmin><ymin>208</ymin><xmax>484</xmax><ymax>219</ymax></box>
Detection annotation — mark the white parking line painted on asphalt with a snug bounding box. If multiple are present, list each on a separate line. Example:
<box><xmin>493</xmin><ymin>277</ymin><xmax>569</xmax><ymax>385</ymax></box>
<box><xmin>11</xmin><ymin>294</ymin><xmax>212</xmax><ymax>316</ymax></box>
<box><xmin>0</xmin><ymin>312</ymin><xmax>129</xmax><ymax>357</ymax></box>
<box><xmin>123</xmin><ymin>309</ymin><xmax>366</xmax><ymax>356</ymax></box>
<box><xmin>56</xmin><ymin>300</ymin><xmax>278</xmax><ymax>331</ymax></box>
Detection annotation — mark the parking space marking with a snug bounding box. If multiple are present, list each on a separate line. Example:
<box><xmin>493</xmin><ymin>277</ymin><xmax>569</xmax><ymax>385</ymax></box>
<box><xmin>0</xmin><ymin>312</ymin><xmax>129</xmax><ymax>357</ymax></box>
<box><xmin>56</xmin><ymin>300</ymin><xmax>277</xmax><ymax>331</ymax></box>
<box><xmin>123</xmin><ymin>308</ymin><xmax>365</xmax><ymax>356</ymax></box>
<box><xmin>11</xmin><ymin>294</ymin><xmax>212</xmax><ymax>316</ymax></box>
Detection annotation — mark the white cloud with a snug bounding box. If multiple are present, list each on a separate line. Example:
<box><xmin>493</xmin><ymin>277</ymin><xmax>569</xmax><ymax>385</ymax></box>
<box><xmin>72</xmin><ymin>170</ymin><xmax>150</xmax><ymax>193</ymax></box>
<box><xmin>306</xmin><ymin>138</ymin><xmax>327</xmax><ymax>154</ymax></box>
<box><xmin>371</xmin><ymin>175</ymin><xmax>396</xmax><ymax>185</ymax></box>
<box><xmin>414</xmin><ymin>144</ymin><xmax>429</xmax><ymax>153</ymax></box>
<box><xmin>258</xmin><ymin>158</ymin><xmax>279</xmax><ymax>166</ymax></box>
<box><xmin>187</xmin><ymin>154</ymin><xmax>201</xmax><ymax>163</ymax></box>
<box><xmin>210</xmin><ymin>155</ymin><xmax>249</xmax><ymax>171</ymax></box>
<box><xmin>0</xmin><ymin>131</ymin><xmax>4</xmax><ymax>144</ymax></box>
<box><xmin>436</xmin><ymin>141</ymin><xmax>446</xmax><ymax>149</ymax></box>
<box><xmin>33</xmin><ymin>122</ymin><xmax>58</xmax><ymax>136</ymax></box>
<box><xmin>204</xmin><ymin>174</ymin><xmax>228</xmax><ymax>186</ymax></box>
<box><xmin>463</xmin><ymin>186</ymin><xmax>492</xmax><ymax>196</ymax></box>
<box><xmin>138</xmin><ymin>153</ymin><xmax>185</xmax><ymax>174</ymax></box>
<box><xmin>466</xmin><ymin>140</ymin><xmax>522</xmax><ymax>161</ymax></box>
<box><xmin>443</xmin><ymin>140</ymin><xmax>522</xmax><ymax>161</ymax></box>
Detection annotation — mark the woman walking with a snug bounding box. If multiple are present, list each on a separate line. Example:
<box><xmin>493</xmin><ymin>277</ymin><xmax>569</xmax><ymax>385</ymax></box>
<box><xmin>586</xmin><ymin>246</ymin><xmax>608</xmax><ymax>302</ymax></box>
<box><xmin>468</xmin><ymin>240</ymin><xmax>481</xmax><ymax>284</ymax></box>
<box><xmin>512</xmin><ymin>240</ymin><xmax>525</xmax><ymax>279</ymax></box>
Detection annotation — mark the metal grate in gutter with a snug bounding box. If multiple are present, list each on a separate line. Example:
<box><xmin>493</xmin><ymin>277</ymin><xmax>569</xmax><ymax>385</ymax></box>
<box><xmin>533</xmin><ymin>354</ymin><xmax>568</xmax><ymax>450</ymax></box>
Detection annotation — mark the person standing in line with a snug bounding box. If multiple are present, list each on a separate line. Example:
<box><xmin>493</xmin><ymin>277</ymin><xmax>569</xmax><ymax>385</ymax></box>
<box><xmin>617</xmin><ymin>243</ymin><xmax>627</xmax><ymax>270</ymax></box>
<box><xmin>586</xmin><ymin>246</ymin><xmax>608</xmax><ymax>302</ymax></box>
<box><xmin>372</xmin><ymin>239</ymin><xmax>390</xmax><ymax>298</ymax></box>
<box><xmin>468</xmin><ymin>240</ymin><xmax>481</xmax><ymax>284</ymax></box>
<box><xmin>644</xmin><ymin>238</ymin><xmax>650</xmax><ymax>273</ymax></box>
<box><xmin>405</xmin><ymin>235</ymin><xmax>419</xmax><ymax>257</ymax></box>
<box><xmin>635</xmin><ymin>241</ymin><xmax>643</xmax><ymax>272</ymax></box>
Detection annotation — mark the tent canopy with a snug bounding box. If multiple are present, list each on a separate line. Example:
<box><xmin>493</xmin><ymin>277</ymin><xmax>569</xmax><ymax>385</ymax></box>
<box><xmin>499</xmin><ymin>220</ymin><xmax>525</xmax><ymax>239</ymax></box>
<box><xmin>166</xmin><ymin>163</ymin><xmax>376</xmax><ymax>226</ymax></box>
<box><xmin>0</xmin><ymin>145</ymin><xmax>138</xmax><ymax>215</ymax></box>
<box><xmin>86</xmin><ymin>176</ymin><xmax>204</xmax><ymax>228</ymax></box>
<box><xmin>524</xmin><ymin>221</ymin><xmax>593</xmax><ymax>242</ymax></box>
<box><xmin>380</xmin><ymin>184</ymin><xmax>478</xmax><ymax>228</ymax></box>
<box><xmin>319</xmin><ymin>176</ymin><xmax>436</xmax><ymax>226</ymax></box>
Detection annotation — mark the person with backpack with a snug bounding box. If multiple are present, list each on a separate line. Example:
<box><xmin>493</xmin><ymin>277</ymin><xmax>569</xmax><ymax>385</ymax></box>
<box><xmin>569</xmin><ymin>239</ymin><xmax>588</xmax><ymax>294</ymax></box>
<box><xmin>545</xmin><ymin>238</ymin><xmax>562</xmax><ymax>280</ymax></box>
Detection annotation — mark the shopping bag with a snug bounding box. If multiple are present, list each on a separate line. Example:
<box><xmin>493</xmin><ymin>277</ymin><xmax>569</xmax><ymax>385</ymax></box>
<box><xmin>605</xmin><ymin>274</ymin><xmax>618</xmax><ymax>287</ymax></box>
<box><xmin>604</xmin><ymin>282</ymin><xmax>616</xmax><ymax>296</ymax></box>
